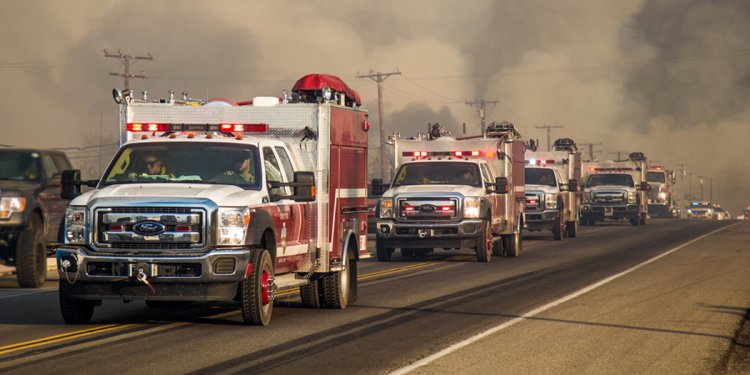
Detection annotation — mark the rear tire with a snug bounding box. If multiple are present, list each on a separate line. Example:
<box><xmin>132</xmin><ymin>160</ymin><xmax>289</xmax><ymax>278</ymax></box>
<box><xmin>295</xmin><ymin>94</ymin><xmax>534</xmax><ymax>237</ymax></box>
<box><xmin>630</xmin><ymin>214</ymin><xmax>640</xmax><ymax>226</ymax></box>
<box><xmin>475</xmin><ymin>220</ymin><xmax>492</xmax><ymax>263</ymax></box>
<box><xmin>321</xmin><ymin>258</ymin><xmax>354</xmax><ymax>309</ymax></box>
<box><xmin>59</xmin><ymin>280</ymin><xmax>96</xmax><ymax>324</ymax></box>
<box><xmin>504</xmin><ymin>221</ymin><xmax>522</xmax><ymax>258</ymax></box>
<box><xmin>640</xmin><ymin>212</ymin><xmax>647</xmax><ymax>225</ymax></box>
<box><xmin>375</xmin><ymin>237</ymin><xmax>393</xmax><ymax>262</ymax></box>
<box><xmin>240</xmin><ymin>248</ymin><xmax>274</xmax><ymax>326</ymax></box>
<box><xmin>16</xmin><ymin>214</ymin><xmax>47</xmax><ymax>288</ymax></box>
<box><xmin>300</xmin><ymin>279</ymin><xmax>322</xmax><ymax>308</ymax></box>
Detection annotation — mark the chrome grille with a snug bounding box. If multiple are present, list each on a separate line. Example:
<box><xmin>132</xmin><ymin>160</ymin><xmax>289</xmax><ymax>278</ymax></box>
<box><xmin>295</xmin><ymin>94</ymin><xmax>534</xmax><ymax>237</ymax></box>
<box><xmin>94</xmin><ymin>207</ymin><xmax>206</xmax><ymax>251</ymax></box>
<box><xmin>525</xmin><ymin>193</ymin><xmax>543</xmax><ymax>211</ymax></box>
<box><xmin>397</xmin><ymin>197</ymin><xmax>458</xmax><ymax>221</ymax></box>
<box><xmin>593</xmin><ymin>191</ymin><xmax>626</xmax><ymax>204</ymax></box>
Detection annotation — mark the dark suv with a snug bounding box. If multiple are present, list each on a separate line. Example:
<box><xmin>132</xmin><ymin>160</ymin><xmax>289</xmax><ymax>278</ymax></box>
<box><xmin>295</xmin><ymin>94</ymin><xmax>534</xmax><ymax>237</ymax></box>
<box><xmin>0</xmin><ymin>149</ymin><xmax>72</xmax><ymax>287</ymax></box>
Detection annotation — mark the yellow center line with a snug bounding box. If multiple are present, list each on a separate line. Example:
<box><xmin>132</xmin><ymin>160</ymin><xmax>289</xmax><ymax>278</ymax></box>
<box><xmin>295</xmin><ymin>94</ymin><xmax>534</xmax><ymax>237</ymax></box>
<box><xmin>0</xmin><ymin>257</ymin><xmax>456</xmax><ymax>356</ymax></box>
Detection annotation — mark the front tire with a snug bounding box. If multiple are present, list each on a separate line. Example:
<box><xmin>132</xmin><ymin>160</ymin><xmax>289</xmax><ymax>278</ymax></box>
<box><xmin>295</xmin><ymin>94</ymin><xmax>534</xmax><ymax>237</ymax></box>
<box><xmin>630</xmin><ymin>213</ymin><xmax>640</xmax><ymax>226</ymax></box>
<box><xmin>566</xmin><ymin>220</ymin><xmax>578</xmax><ymax>238</ymax></box>
<box><xmin>240</xmin><ymin>248</ymin><xmax>274</xmax><ymax>326</ymax></box>
<box><xmin>552</xmin><ymin>214</ymin><xmax>563</xmax><ymax>241</ymax></box>
<box><xmin>640</xmin><ymin>212</ymin><xmax>647</xmax><ymax>225</ymax></box>
<box><xmin>59</xmin><ymin>280</ymin><xmax>96</xmax><ymax>324</ymax></box>
<box><xmin>476</xmin><ymin>220</ymin><xmax>492</xmax><ymax>263</ymax></box>
<box><xmin>375</xmin><ymin>237</ymin><xmax>393</xmax><ymax>262</ymax></box>
<box><xmin>16</xmin><ymin>214</ymin><xmax>47</xmax><ymax>288</ymax></box>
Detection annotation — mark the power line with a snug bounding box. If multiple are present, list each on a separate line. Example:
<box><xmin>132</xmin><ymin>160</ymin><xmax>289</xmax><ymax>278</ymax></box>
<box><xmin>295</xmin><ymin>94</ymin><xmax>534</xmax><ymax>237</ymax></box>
<box><xmin>578</xmin><ymin>142</ymin><xmax>603</xmax><ymax>161</ymax></box>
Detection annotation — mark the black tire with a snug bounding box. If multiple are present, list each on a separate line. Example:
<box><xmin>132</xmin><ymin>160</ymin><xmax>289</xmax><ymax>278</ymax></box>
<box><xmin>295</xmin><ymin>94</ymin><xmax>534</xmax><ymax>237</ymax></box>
<box><xmin>504</xmin><ymin>220</ymin><xmax>522</xmax><ymax>258</ymax></box>
<box><xmin>375</xmin><ymin>237</ymin><xmax>393</xmax><ymax>262</ymax></box>
<box><xmin>321</xmin><ymin>258</ymin><xmax>354</xmax><ymax>309</ymax></box>
<box><xmin>16</xmin><ymin>214</ymin><xmax>47</xmax><ymax>288</ymax></box>
<box><xmin>59</xmin><ymin>280</ymin><xmax>96</xmax><ymax>324</ymax></box>
<box><xmin>240</xmin><ymin>248</ymin><xmax>274</xmax><ymax>326</ymax></box>
<box><xmin>476</xmin><ymin>220</ymin><xmax>491</xmax><ymax>263</ymax></box>
<box><xmin>492</xmin><ymin>237</ymin><xmax>504</xmax><ymax>256</ymax></box>
<box><xmin>300</xmin><ymin>279</ymin><xmax>322</xmax><ymax>308</ymax></box>
<box><xmin>552</xmin><ymin>215</ymin><xmax>563</xmax><ymax>241</ymax></box>
<box><xmin>566</xmin><ymin>220</ymin><xmax>578</xmax><ymax>238</ymax></box>
<box><xmin>640</xmin><ymin>212</ymin><xmax>647</xmax><ymax>225</ymax></box>
<box><xmin>630</xmin><ymin>214</ymin><xmax>640</xmax><ymax>226</ymax></box>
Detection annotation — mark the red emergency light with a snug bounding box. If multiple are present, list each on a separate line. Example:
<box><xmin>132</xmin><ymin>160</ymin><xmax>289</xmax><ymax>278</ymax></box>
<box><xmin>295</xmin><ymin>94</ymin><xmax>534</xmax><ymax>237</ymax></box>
<box><xmin>219</xmin><ymin>123</ymin><xmax>268</xmax><ymax>133</ymax></box>
<box><xmin>403</xmin><ymin>150</ymin><xmax>485</xmax><ymax>158</ymax></box>
<box><xmin>127</xmin><ymin>123</ymin><xmax>169</xmax><ymax>132</ymax></box>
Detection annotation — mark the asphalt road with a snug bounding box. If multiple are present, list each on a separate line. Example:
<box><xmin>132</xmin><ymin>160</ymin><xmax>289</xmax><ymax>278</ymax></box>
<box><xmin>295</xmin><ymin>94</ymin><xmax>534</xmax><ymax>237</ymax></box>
<box><xmin>0</xmin><ymin>219</ymin><xmax>748</xmax><ymax>374</ymax></box>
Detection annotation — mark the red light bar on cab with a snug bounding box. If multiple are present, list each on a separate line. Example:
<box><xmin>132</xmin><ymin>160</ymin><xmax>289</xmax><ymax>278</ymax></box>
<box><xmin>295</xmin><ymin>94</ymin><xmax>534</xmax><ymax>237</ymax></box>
<box><xmin>127</xmin><ymin>123</ymin><xmax>170</xmax><ymax>132</ymax></box>
<box><xmin>127</xmin><ymin>123</ymin><xmax>269</xmax><ymax>133</ymax></box>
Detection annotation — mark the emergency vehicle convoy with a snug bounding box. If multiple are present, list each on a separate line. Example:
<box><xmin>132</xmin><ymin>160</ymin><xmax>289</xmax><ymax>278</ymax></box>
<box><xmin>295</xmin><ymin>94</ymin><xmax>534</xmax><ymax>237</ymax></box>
<box><xmin>372</xmin><ymin>121</ymin><xmax>526</xmax><ymax>263</ymax></box>
<box><xmin>525</xmin><ymin>138</ymin><xmax>581</xmax><ymax>240</ymax></box>
<box><xmin>646</xmin><ymin>165</ymin><xmax>676</xmax><ymax>218</ymax></box>
<box><xmin>56</xmin><ymin>74</ymin><xmax>370</xmax><ymax>325</ymax></box>
<box><xmin>581</xmin><ymin>152</ymin><xmax>649</xmax><ymax>226</ymax></box>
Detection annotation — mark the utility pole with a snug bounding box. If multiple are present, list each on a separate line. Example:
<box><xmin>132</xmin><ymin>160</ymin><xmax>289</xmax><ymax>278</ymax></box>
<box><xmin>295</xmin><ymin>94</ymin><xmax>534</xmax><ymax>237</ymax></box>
<box><xmin>688</xmin><ymin>172</ymin><xmax>693</xmax><ymax>201</ymax></box>
<box><xmin>578</xmin><ymin>142</ymin><xmax>603</xmax><ymax>161</ymax></box>
<box><xmin>709</xmin><ymin>177</ymin><xmax>713</xmax><ymax>202</ymax></box>
<box><xmin>465</xmin><ymin>99</ymin><xmax>498</xmax><ymax>133</ymax></box>
<box><xmin>104</xmin><ymin>49</ymin><xmax>153</xmax><ymax>91</ymax></box>
<box><xmin>357</xmin><ymin>70</ymin><xmax>401</xmax><ymax>179</ymax></box>
<box><xmin>676</xmin><ymin>163</ymin><xmax>689</xmax><ymax>205</ymax></box>
<box><xmin>535</xmin><ymin>124</ymin><xmax>564</xmax><ymax>151</ymax></box>
<box><xmin>609</xmin><ymin>150</ymin><xmax>629</xmax><ymax>161</ymax></box>
<box><xmin>699</xmin><ymin>176</ymin><xmax>705</xmax><ymax>201</ymax></box>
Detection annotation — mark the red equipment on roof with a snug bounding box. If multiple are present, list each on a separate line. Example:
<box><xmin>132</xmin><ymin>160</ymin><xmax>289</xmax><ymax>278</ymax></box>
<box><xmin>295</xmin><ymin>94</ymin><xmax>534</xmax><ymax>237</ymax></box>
<box><xmin>292</xmin><ymin>74</ymin><xmax>362</xmax><ymax>106</ymax></box>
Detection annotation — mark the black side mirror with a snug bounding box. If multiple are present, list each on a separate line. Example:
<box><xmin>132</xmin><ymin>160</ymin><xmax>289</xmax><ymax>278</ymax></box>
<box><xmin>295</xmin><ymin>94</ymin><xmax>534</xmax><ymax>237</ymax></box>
<box><xmin>371</xmin><ymin>178</ymin><xmax>386</xmax><ymax>195</ymax></box>
<box><xmin>292</xmin><ymin>171</ymin><xmax>315</xmax><ymax>202</ymax></box>
<box><xmin>640</xmin><ymin>181</ymin><xmax>650</xmax><ymax>191</ymax></box>
<box><xmin>61</xmin><ymin>170</ymin><xmax>82</xmax><ymax>200</ymax></box>
<box><xmin>495</xmin><ymin>177</ymin><xmax>509</xmax><ymax>194</ymax></box>
<box><xmin>568</xmin><ymin>179</ymin><xmax>579</xmax><ymax>192</ymax></box>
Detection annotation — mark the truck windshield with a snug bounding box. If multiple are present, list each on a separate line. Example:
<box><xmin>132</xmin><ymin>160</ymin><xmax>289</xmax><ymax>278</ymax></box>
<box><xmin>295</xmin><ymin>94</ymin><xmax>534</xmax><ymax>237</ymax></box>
<box><xmin>102</xmin><ymin>143</ymin><xmax>262</xmax><ymax>189</ymax></box>
<box><xmin>646</xmin><ymin>171</ymin><xmax>666</xmax><ymax>183</ymax></box>
<box><xmin>0</xmin><ymin>151</ymin><xmax>41</xmax><ymax>181</ymax></box>
<box><xmin>525</xmin><ymin>168</ymin><xmax>557</xmax><ymax>187</ymax></box>
<box><xmin>393</xmin><ymin>162</ymin><xmax>482</xmax><ymax>187</ymax></box>
<box><xmin>586</xmin><ymin>173</ymin><xmax>634</xmax><ymax>187</ymax></box>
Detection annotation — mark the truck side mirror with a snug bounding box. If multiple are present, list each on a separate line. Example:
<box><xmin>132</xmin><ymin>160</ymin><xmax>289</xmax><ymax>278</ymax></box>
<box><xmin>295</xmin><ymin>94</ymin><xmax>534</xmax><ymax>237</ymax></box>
<box><xmin>61</xmin><ymin>170</ymin><xmax>82</xmax><ymax>200</ymax></box>
<box><xmin>495</xmin><ymin>177</ymin><xmax>509</xmax><ymax>194</ymax></box>
<box><xmin>291</xmin><ymin>171</ymin><xmax>315</xmax><ymax>202</ymax></box>
<box><xmin>568</xmin><ymin>179</ymin><xmax>579</xmax><ymax>192</ymax></box>
<box><xmin>640</xmin><ymin>181</ymin><xmax>650</xmax><ymax>191</ymax></box>
<box><xmin>371</xmin><ymin>178</ymin><xmax>385</xmax><ymax>195</ymax></box>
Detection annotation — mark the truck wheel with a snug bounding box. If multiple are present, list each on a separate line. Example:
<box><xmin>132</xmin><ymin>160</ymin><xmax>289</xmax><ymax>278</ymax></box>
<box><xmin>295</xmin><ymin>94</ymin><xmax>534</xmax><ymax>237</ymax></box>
<box><xmin>240</xmin><ymin>248</ymin><xmax>274</xmax><ymax>326</ymax></box>
<box><xmin>475</xmin><ymin>220</ymin><xmax>492</xmax><ymax>263</ymax></box>
<box><xmin>640</xmin><ymin>212</ymin><xmax>647</xmax><ymax>225</ymax></box>
<box><xmin>566</xmin><ymin>220</ymin><xmax>578</xmax><ymax>238</ymax></box>
<box><xmin>16</xmin><ymin>214</ymin><xmax>47</xmax><ymax>288</ymax></box>
<box><xmin>552</xmin><ymin>215</ymin><xmax>563</xmax><ymax>241</ymax></box>
<box><xmin>59</xmin><ymin>280</ymin><xmax>96</xmax><ymax>324</ymax></box>
<box><xmin>492</xmin><ymin>238</ymin><xmax>504</xmax><ymax>256</ymax></box>
<box><xmin>504</xmin><ymin>223</ymin><xmax>522</xmax><ymax>258</ymax></box>
<box><xmin>630</xmin><ymin>214</ymin><xmax>640</xmax><ymax>226</ymax></box>
<box><xmin>321</xmin><ymin>258</ymin><xmax>355</xmax><ymax>309</ymax></box>
<box><xmin>300</xmin><ymin>279</ymin><xmax>322</xmax><ymax>308</ymax></box>
<box><xmin>375</xmin><ymin>237</ymin><xmax>393</xmax><ymax>262</ymax></box>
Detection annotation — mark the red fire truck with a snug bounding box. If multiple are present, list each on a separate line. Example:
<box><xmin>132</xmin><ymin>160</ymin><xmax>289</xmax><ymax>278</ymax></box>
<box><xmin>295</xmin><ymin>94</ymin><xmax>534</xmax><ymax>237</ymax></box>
<box><xmin>372</xmin><ymin>121</ymin><xmax>526</xmax><ymax>262</ymax></box>
<box><xmin>57</xmin><ymin>74</ymin><xmax>370</xmax><ymax>325</ymax></box>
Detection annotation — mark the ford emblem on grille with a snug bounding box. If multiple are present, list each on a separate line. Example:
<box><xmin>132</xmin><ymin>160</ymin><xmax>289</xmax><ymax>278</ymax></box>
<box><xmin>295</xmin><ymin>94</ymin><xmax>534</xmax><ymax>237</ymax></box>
<box><xmin>419</xmin><ymin>205</ymin><xmax>436</xmax><ymax>213</ymax></box>
<box><xmin>133</xmin><ymin>221</ymin><xmax>166</xmax><ymax>236</ymax></box>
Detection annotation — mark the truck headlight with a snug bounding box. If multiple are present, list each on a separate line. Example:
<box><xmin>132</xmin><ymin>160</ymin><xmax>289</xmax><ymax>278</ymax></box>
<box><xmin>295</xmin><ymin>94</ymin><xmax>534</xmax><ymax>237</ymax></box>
<box><xmin>628</xmin><ymin>191</ymin><xmax>636</xmax><ymax>204</ymax></box>
<box><xmin>658</xmin><ymin>192</ymin><xmax>667</xmax><ymax>200</ymax></box>
<box><xmin>379</xmin><ymin>199</ymin><xmax>393</xmax><ymax>219</ymax></box>
<box><xmin>0</xmin><ymin>197</ymin><xmax>26</xmax><ymax>219</ymax></box>
<box><xmin>545</xmin><ymin>193</ymin><xmax>557</xmax><ymax>209</ymax></box>
<box><xmin>65</xmin><ymin>206</ymin><xmax>86</xmax><ymax>244</ymax></box>
<box><xmin>218</xmin><ymin>207</ymin><xmax>250</xmax><ymax>245</ymax></box>
<box><xmin>464</xmin><ymin>197</ymin><xmax>481</xmax><ymax>218</ymax></box>
<box><xmin>582</xmin><ymin>191</ymin><xmax>592</xmax><ymax>204</ymax></box>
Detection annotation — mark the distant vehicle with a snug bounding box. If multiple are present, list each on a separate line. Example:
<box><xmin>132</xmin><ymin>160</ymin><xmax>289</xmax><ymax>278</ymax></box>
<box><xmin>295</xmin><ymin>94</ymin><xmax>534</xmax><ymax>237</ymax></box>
<box><xmin>580</xmin><ymin>152</ymin><xmax>649</xmax><ymax>226</ymax></box>
<box><xmin>646</xmin><ymin>166</ymin><xmax>677</xmax><ymax>218</ymax></box>
<box><xmin>0</xmin><ymin>149</ymin><xmax>73</xmax><ymax>287</ymax></box>
<box><xmin>685</xmin><ymin>201</ymin><xmax>714</xmax><ymax>219</ymax></box>
<box><xmin>713</xmin><ymin>206</ymin><xmax>731</xmax><ymax>220</ymax></box>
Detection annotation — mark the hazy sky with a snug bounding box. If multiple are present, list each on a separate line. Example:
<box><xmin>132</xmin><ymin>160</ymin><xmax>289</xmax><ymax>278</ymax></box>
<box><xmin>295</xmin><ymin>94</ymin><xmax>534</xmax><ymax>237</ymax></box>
<box><xmin>1</xmin><ymin>0</ymin><xmax>749</xmax><ymax>213</ymax></box>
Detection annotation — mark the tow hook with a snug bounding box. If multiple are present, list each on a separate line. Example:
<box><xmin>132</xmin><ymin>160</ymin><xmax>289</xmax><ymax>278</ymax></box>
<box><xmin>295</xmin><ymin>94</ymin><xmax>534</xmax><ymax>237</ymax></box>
<box><xmin>418</xmin><ymin>229</ymin><xmax>430</xmax><ymax>238</ymax></box>
<box><xmin>134</xmin><ymin>263</ymin><xmax>155</xmax><ymax>293</ymax></box>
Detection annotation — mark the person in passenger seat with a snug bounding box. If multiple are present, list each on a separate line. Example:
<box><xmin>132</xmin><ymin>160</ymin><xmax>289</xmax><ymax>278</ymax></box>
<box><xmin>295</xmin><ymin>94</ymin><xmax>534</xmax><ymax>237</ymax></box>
<box><xmin>223</xmin><ymin>153</ymin><xmax>254</xmax><ymax>183</ymax></box>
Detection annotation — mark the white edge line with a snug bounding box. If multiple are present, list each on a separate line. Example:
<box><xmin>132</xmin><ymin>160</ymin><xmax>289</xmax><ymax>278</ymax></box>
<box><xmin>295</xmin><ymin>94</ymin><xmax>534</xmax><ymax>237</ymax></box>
<box><xmin>0</xmin><ymin>290</ymin><xmax>55</xmax><ymax>300</ymax></box>
<box><xmin>389</xmin><ymin>222</ymin><xmax>740</xmax><ymax>375</ymax></box>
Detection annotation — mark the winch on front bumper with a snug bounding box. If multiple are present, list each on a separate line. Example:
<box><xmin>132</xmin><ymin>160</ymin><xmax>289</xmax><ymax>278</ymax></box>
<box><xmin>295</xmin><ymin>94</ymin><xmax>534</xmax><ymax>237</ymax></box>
<box><xmin>581</xmin><ymin>203</ymin><xmax>639</xmax><ymax>220</ymax></box>
<box><xmin>56</xmin><ymin>247</ymin><xmax>251</xmax><ymax>301</ymax></box>
<box><xmin>375</xmin><ymin>219</ymin><xmax>485</xmax><ymax>248</ymax></box>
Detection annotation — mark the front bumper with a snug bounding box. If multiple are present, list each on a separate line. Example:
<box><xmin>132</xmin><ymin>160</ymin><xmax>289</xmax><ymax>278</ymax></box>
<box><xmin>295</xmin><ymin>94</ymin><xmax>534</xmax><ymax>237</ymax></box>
<box><xmin>375</xmin><ymin>219</ymin><xmax>484</xmax><ymax>248</ymax></box>
<box><xmin>525</xmin><ymin>210</ymin><xmax>559</xmax><ymax>230</ymax></box>
<box><xmin>56</xmin><ymin>246</ymin><xmax>251</xmax><ymax>301</ymax></box>
<box><xmin>581</xmin><ymin>204</ymin><xmax>639</xmax><ymax>219</ymax></box>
